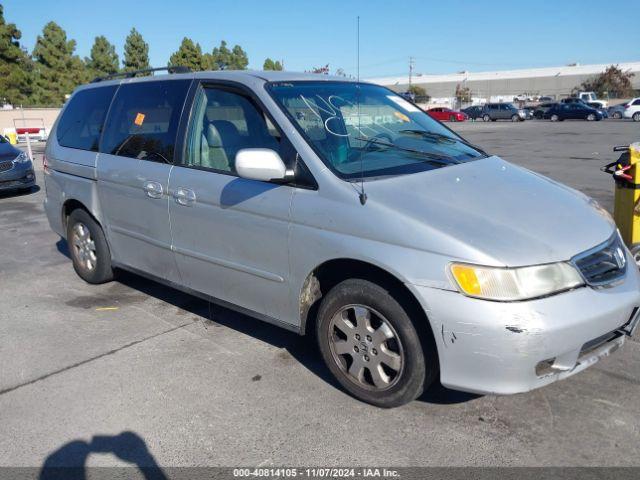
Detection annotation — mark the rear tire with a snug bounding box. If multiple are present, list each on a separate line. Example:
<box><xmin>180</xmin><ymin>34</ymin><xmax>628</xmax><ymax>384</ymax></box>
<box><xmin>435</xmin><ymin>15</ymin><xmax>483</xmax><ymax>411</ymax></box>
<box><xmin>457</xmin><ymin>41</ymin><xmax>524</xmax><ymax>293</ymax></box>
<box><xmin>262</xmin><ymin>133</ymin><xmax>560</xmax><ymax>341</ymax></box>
<box><xmin>67</xmin><ymin>209</ymin><xmax>114</xmax><ymax>284</ymax></box>
<box><xmin>550</xmin><ymin>114</ymin><xmax>559</xmax><ymax>122</ymax></box>
<box><xmin>449</xmin><ymin>115</ymin><xmax>457</xmax><ymax>122</ymax></box>
<box><xmin>316</xmin><ymin>279</ymin><xmax>436</xmax><ymax>408</ymax></box>
<box><xmin>633</xmin><ymin>112</ymin><xmax>640</xmax><ymax>122</ymax></box>
<box><xmin>613</xmin><ymin>112</ymin><xmax>622</xmax><ymax>119</ymax></box>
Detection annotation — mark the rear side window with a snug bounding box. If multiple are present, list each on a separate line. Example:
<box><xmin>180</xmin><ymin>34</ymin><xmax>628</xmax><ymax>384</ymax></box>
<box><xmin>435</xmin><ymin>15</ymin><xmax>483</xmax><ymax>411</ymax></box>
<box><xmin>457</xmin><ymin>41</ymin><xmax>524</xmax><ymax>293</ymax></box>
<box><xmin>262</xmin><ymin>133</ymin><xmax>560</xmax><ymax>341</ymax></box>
<box><xmin>100</xmin><ymin>80</ymin><xmax>191</xmax><ymax>163</ymax></box>
<box><xmin>57</xmin><ymin>86</ymin><xmax>117</xmax><ymax>151</ymax></box>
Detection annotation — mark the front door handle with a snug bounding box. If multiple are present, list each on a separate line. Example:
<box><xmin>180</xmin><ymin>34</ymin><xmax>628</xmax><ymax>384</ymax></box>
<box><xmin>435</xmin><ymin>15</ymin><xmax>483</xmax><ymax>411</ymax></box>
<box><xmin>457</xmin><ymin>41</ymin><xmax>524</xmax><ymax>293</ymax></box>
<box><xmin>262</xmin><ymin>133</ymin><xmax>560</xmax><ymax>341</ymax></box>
<box><xmin>143</xmin><ymin>181</ymin><xmax>163</xmax><ymax>199</ymax></box>
<box><xmin>173</xmin><ymin>187</ymin><xmax>196</xmax><ymax>206</ymax></box>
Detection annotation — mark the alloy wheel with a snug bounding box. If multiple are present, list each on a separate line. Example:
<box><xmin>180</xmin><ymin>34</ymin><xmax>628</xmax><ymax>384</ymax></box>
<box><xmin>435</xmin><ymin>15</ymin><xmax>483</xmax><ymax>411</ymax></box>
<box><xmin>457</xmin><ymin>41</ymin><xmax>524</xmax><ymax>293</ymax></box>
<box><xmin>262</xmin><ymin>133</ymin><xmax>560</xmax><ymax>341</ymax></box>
<box><xmin>71</xmin><ymin>222</ymin><xmax>97</xmax><ymax>271</ymax></box>
<box><xmin>328</xmin><ymin>304</ymin><xmax>404</xmax><ymax>391</ymax></box>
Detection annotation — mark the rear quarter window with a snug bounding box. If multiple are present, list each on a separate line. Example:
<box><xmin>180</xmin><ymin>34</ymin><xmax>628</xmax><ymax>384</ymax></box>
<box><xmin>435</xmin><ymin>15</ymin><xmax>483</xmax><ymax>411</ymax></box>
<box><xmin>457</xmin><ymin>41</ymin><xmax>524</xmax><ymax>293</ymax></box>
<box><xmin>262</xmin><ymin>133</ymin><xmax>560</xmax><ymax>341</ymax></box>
<box><xmin>100</xmin><ymin>80</ymin><xmax>191</xmax><ymax>162</ymax></box>
<box><xmin>56</xmin><ymin>86</ymin><xmax>117</xmax><ymax>151</ymax></box>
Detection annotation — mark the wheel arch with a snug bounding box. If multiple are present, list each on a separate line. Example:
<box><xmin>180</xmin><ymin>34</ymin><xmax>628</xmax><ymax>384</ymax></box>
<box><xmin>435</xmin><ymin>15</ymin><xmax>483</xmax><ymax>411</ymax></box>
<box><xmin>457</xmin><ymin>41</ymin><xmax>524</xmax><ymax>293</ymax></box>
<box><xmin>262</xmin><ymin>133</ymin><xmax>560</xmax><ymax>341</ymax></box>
<box><xmin>298</xmin><ymin>258</ymin><xmax>435</xmax><ymax>346</ymax></box>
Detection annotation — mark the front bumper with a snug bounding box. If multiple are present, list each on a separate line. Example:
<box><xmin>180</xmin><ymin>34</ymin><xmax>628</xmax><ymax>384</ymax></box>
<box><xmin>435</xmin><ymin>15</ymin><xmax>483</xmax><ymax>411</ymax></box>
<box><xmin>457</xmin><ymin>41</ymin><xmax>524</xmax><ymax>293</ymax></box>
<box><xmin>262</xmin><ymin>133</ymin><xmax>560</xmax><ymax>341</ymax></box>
<box><xmin>0</xmin><ymin>160</ymin><xmax>35</xmax><ymax>191</ymax></box>
<box><xmin>410</xmin><ymin>250</ymin><xmax>640</xmax><ymax>395</ymax></box>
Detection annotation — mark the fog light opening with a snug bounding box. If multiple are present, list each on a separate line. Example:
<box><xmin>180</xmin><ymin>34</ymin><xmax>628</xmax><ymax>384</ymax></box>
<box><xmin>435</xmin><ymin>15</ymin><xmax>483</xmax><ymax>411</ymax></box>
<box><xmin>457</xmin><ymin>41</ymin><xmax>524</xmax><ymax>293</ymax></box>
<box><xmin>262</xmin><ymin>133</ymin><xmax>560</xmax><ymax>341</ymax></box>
<box><xmin>535</xmin><ymin>358</ymin><xmax>557</xmax><ymax>377</ymax></box>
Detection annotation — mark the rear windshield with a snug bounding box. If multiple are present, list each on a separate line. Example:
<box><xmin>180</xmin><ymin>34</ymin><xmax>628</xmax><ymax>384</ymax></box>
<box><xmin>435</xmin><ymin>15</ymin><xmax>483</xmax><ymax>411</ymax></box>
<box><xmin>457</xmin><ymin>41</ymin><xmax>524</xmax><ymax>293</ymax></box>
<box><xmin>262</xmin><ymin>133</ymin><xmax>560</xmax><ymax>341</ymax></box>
<box><xmin>56</xmin><ymin>86</ymin><xmax>117</xmax><ymax>151</ymax></box>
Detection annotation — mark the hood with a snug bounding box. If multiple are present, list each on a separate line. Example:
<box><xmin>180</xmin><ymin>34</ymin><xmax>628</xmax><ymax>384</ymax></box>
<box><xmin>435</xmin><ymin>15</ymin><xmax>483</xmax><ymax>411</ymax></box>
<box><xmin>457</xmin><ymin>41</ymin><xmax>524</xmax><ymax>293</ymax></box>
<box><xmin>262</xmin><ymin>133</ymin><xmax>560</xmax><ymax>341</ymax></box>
<box><xmin>363</xmin><ymin>156</ymin><xmax>615</xmax><ymax>266</ymax></box>
<box><xmin>0</xmin><ymin>141</ymin><xmax>22</xmax><ymax>162</ymax></box>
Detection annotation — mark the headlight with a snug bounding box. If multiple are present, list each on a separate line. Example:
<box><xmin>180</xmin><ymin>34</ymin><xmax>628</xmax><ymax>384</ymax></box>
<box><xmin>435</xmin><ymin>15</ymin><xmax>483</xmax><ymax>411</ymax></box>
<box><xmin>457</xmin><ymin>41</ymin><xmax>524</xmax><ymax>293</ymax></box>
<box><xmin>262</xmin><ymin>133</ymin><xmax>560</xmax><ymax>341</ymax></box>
<box><xmin>449</xmin><ymin>262</ymin><xmax>584</xmax><ymax>301</ymax></box>
<box><xmin>12</xmin><ymin>152</ymin><xmax>30</xmax><ymax>164</ymax></box>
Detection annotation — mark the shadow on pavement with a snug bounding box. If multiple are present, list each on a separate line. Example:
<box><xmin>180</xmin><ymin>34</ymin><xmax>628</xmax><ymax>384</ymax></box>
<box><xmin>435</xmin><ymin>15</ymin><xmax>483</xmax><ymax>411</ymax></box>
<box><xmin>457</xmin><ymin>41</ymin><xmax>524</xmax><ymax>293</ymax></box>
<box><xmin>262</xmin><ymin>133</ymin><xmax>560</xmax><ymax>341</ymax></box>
<box><xmin>39</xmin><ymin>431</ymin><xmax>167</xmax><ymax>480</ymax></box>
<box><xmin>56</xmin><ymin>238</ymin><xmax>478</xmax><ymax>407</ymax></box>
<box><xmin>0</xmin><ymin>184</ymin><xmax>40</xmax><ymax>199</ymax></box>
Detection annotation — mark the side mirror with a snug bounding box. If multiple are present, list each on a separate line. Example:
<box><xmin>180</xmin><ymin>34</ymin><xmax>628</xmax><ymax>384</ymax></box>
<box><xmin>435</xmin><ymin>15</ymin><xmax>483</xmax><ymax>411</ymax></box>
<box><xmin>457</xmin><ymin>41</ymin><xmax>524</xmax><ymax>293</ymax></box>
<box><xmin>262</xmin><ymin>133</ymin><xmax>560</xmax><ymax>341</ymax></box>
<box><xmin>235</xmin><ymin>148</ymin><xmax>294</xmax><ymax>182</ymax></box>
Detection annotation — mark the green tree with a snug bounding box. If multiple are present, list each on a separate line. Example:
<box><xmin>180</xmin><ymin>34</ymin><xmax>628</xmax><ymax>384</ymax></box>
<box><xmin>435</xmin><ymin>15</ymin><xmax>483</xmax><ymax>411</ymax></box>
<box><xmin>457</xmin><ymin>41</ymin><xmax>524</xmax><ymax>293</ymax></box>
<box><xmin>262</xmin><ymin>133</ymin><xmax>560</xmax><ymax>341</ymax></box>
<box><xmin>576</xmin><ymin>65</ymin><xmax>635</xmax><ymax>98</ymax></box>
<box><xmin>32</xmin><ymin>21</ymin><xmax>87</xmax><ymax>106</ymax></box>
<box><xmin>0</xmin><ymin>4</ymin><xmax>33</xmax><ymax>105</ymax></box>
<box><xmin>263</xmin><ymin>58</ymin><xmax>283</xmax><ymax>71</ymax></box>
<box><xmin>207</xmin><ymin>41</ymin><xmax>248</xmax><ymax>70</ymax></box>
<box><xmin>86</xmin><ymin>35</ymin><xmax>119</xmax><ymax>78</ymax></box>
<box><xmin>169</xmin><ymin>37</ymin><xmax>205</xmax><ymax>71</ymax></box>
<box><xmin>455</xmin><ymin>83</ymin><xmax>471</xmax><ymax>103</ymax></box>
<box><xmin>123</xmin><ymin>28</ymin><xmax>150</xmax><ymax>72</ymax></box>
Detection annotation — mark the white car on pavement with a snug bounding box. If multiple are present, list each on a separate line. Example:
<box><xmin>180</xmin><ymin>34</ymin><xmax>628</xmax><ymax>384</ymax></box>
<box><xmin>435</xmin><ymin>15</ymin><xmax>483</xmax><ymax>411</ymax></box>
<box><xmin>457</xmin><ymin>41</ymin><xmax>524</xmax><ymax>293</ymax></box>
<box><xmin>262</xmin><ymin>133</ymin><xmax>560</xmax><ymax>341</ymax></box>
<box><xmin>622</xmin><ymin>97</ymin><xmax>640</xmax><ymax>121</ymax></box>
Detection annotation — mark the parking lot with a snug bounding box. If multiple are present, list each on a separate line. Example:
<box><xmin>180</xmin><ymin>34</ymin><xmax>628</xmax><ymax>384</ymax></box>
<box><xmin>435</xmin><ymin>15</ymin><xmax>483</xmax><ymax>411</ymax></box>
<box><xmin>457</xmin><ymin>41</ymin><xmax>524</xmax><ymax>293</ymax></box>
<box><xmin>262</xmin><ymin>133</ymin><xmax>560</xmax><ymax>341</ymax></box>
<box><xmin>1</xmin><ymin>119</ymin><xmax>639</xmax><ymax>469</ymax></box>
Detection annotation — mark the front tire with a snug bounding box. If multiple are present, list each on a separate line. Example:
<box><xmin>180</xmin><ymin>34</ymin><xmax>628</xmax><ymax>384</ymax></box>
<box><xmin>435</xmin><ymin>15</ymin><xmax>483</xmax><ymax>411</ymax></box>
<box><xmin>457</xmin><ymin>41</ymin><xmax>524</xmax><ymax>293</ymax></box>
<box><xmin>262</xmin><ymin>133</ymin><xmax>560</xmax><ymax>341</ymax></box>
<box><xmin>316</xmin><ymin>279</ymin><xmax>435</xmax><ymax>408</ymax></box>
<box><xmin>550</xmin><ymin>114</ymin><xmax>559</xmax><ymax>122</ymax></box>
<box><xmin>613</xmin><ymin>112</ymin><xmax>622</xmax><ymax>119</ymax></box>
<box><xmin>483</xmin><ymin>114</ymin><xmax>491</xmax><ymax>122</ymax></box>
<box><xmin>511</xmin><ymin>114</ymin><xmax>519</xmax><ymax>122</ymax></box>
<box><xmin>587</xmin><ymin>113</ymin><xmax>596</xmax><ymax>121</ymax></box>
<box><xmin>67</xmin><ymin>209</ymin><xmax>114</xmax><ymax>284</ymax></box>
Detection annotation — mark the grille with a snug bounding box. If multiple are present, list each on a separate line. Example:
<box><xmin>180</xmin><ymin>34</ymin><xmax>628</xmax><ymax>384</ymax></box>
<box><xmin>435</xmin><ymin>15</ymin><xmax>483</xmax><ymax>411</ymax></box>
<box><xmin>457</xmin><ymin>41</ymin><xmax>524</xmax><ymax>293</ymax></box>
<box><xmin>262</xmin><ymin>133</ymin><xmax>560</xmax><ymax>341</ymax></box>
<box><xmin>0</xmin><ymin>161</ymin><xmax>12</xmax><ymax>172</ymax></box>
<box><xmin>573</xmin><ymin>235</ymin><xmax>627</xmax><ymax>286</ymax></box>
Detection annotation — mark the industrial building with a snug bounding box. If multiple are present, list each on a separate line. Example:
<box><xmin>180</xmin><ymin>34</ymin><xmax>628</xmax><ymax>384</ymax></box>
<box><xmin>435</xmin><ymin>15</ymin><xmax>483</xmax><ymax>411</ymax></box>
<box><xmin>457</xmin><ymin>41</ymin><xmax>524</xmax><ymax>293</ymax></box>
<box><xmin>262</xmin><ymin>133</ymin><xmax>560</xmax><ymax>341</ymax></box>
<box><xmin>368</xmin><ymin>61</ymin><xmax>640</xmax><ymax>104</ymax></box>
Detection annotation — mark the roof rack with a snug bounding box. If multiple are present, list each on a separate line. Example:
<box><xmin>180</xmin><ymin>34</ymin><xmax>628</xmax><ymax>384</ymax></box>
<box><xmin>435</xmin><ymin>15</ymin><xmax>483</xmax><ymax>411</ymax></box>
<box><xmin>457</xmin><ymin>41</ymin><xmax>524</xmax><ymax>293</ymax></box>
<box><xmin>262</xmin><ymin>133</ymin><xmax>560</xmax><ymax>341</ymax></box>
<box><xmin>91</xmin><ymin>66</ymin><xmax>192</xmax><ymax>83</ymax></box>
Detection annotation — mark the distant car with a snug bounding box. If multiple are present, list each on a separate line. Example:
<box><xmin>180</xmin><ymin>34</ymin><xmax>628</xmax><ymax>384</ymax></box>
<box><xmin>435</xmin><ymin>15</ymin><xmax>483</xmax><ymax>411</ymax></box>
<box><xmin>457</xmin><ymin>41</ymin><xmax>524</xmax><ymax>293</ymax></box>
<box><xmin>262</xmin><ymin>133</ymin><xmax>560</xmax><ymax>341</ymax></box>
<box><xmin>533</xmin><ymin>102</ymin><xmax>557</xmax><ymax>119</ymax></box>
<box><xmin>538</xmin><ymin>96</ymin><xmax>554</xmax><ymax>102</ymax></box>
<box><xmin>521</xmin><ymin>106</ymin><xmax>536</xmax><ymax>119</ymax></box>
<box><xmin>586</xmin><ymin>102</ymin><xmax>608</xmax><ymax>118</ymax></box>
<box><xmin>561</xmin><ymin>97</ymin><xmax>588</xmax><ymax>105</ymax></box>
<box><xmin>481</xmin><ymin>103</ymin><xmax>526</xmax><ymax>122</ymax></box>
<box><xmin>0</xmin><ymin>136</ymin><xmax>35</xmax><ymax>193</ymax></box>
<box><xmin>461</xmin><ymin>105</ymin><xmax>483</xmax><ymax>120</ymax></box>
<box><xmin>426</xmin><ymin>107</ymin><xmax>467</xmax><ymax>122</ymax></box>
<box><xmin>622</xmin><ymin>97</ymin><xmax>640</xmax><ymax>121</ymax></box>
<box><xmin>544</xmin><ymin>103</ymin><xmax>603</xmax><ymax>121</ymax></box>
<box><xmin>608</xmin><ymin>103</ymin><xmax>627</xmax><ymax>119</ymax></box>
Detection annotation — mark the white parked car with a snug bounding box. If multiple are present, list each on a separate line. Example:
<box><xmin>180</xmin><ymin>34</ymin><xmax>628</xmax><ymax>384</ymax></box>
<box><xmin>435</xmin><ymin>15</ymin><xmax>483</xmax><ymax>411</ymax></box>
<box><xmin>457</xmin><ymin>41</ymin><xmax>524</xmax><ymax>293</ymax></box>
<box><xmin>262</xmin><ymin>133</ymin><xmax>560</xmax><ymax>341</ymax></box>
<box><xmin>622</xmin><ymin>97</ymin><xmax>640</xmax><ymax>121</ymax></box>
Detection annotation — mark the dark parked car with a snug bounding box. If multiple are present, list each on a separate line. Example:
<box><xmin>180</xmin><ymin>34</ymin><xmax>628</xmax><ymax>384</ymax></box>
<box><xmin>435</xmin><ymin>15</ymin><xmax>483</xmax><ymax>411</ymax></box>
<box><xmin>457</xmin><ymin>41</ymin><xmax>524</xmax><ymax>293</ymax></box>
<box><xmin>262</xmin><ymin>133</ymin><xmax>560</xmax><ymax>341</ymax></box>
<box><xmin>543</xmin><ymin>103</ymin><xmax>603</xmax><ymax>121</ymax></box>
<box><xmin>481</xmin><ymin>103</ymin><xmax>525</xmax><ymax>122</ymax></box>
<box><xmin>586</xmin><ymin>102</ymin><xmax>608</xmax><ymax>118</ymax></box>
<box><xmin>0</xmin><ymin>136</ymin><xmax>35</xmax><ymax>193</ymax></box>
<box><xmin>461</xmin><ymin>105</ymin><xmax>483</xmax><ymax>120</ymax></box>
<box><xmin>533</xmin><ymin>102</ymin><xmax>557</xmax><ymax>119</ymax></box>
<box><xmin>521</xmin><ymin>106</ymin><xmax>536</xmax><ymax>119</ymax></box>
<box><xmin>560</xmin><ymin>97</ymin><xmax>588</xmax><ymax>106</ymax></box>
<box><xmin>608</xmin><ymin>103</ymin><xmax>627</xmax><ymax>119</ymax></box>
<box><xmin>538</xmin><ymin>96</ymin><xmax>554</xmax><ymax>102</ymax></box>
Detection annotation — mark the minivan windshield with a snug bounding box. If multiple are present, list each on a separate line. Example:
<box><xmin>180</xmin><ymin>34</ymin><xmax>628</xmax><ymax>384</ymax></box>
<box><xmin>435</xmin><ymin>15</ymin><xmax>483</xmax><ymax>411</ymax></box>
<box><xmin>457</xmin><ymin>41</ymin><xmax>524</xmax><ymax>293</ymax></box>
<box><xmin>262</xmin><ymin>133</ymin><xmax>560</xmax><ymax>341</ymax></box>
<box><xmin>268</xmin><ymin>81</ymin><xmax>487</xmax><ymax>180</ymax></box>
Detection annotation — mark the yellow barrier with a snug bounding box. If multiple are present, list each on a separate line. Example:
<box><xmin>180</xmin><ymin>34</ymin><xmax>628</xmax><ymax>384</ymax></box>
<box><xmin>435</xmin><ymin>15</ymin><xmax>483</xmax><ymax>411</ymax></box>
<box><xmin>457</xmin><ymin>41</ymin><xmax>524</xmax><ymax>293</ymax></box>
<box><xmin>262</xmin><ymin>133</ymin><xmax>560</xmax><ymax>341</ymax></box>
<box><xmin>6</xmin><ymin>132</ymin><xmax>17</xmax><ymax>144</ymax></box>
<box><xmin>612</xmin><ymin>143</ymin><xmax>640</xmax><ymax>252</ymax></box>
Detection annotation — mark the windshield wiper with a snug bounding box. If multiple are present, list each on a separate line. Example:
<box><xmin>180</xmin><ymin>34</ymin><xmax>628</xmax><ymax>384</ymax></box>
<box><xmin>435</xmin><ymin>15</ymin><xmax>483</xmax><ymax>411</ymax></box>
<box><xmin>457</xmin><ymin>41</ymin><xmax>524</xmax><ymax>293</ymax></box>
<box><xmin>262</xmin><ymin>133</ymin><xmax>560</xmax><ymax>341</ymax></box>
<box><xmin>398</xmin><ymin>129</ymin><xmax>488</xmax><ymax>155</ymax></box>
<box><xmin>355</xmin><ymin>137</ymin><xmax>460</xmax><ymax>165</ymax></box>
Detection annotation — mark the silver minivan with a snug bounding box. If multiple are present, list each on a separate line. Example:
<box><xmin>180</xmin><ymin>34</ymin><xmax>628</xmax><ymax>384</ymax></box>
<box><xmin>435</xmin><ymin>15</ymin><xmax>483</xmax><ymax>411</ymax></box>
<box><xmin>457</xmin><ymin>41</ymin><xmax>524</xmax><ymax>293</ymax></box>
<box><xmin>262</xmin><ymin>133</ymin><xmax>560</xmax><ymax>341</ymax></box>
<box><xmin>44</xmin><ymin>69</ymin><xmax>640</xmax><ymax>407</ymax></box>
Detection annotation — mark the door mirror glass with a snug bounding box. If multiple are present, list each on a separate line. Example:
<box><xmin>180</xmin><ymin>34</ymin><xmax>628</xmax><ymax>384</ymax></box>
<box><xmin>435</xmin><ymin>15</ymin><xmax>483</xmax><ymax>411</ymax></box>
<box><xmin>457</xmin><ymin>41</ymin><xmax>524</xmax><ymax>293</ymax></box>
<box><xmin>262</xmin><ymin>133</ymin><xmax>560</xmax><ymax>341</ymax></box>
<box><xmin>235</xmin><ymin>148</ymin><xmax>291</xmax><ymax>182</ymax></box>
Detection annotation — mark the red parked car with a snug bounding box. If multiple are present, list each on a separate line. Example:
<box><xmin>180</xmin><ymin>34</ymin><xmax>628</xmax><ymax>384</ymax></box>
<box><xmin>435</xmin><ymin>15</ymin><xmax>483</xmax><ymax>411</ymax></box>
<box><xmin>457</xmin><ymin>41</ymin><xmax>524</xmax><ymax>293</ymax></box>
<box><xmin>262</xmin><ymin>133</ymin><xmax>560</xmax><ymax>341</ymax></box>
<box><xmin>426</xmin><ymin>107</ymin><xmax>467</xmax><ymax>122</ymax></box>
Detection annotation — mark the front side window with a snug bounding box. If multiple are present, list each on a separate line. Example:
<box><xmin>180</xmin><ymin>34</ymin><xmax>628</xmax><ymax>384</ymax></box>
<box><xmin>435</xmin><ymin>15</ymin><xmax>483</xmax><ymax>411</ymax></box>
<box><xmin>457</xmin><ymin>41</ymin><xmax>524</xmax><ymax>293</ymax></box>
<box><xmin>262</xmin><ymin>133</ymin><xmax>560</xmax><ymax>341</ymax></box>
<box><xmin>100</xmin><ymin>80</ymin><xmax>191</xmax><ymax>162</ymax></box>
<box><xmin>57</xmin><ymin>86</ymin><xmax>117</xmax><ymax>151</ymax></box>
<box><xmin>268</xmin><ymin>81</ymin><xmax>485</xmax><ymax>180</ymax></box>
<box><xmin>183</xmin><ymin>86</ymin><xmax>283</xmax><ymax>174</ymax></box>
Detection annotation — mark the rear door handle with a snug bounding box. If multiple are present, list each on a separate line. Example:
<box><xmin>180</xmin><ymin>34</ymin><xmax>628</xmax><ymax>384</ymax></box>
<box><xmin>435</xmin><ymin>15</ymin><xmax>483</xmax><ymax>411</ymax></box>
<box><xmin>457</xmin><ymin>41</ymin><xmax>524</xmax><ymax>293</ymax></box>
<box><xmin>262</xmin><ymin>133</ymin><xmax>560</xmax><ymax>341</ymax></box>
<box><xmin>173</xmin><ymin>187</ymin><xmax>196</xmax><ymax>206</ymax></box>
<box><xmin>143</xmin><ymin>181</ymin><xmax>163</xmax><ymax>199</ymax></box>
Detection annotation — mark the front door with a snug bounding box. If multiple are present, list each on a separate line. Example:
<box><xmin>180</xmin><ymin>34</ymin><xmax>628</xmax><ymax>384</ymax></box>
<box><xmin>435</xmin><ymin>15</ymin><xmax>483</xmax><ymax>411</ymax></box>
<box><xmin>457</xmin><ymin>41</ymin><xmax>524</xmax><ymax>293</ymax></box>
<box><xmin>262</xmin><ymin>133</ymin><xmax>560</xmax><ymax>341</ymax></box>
<box><xmin>97</xmin><ymin>79</ymin><xmax>192</xmax><ymax>282</ymax></box>
<box><xmin>168</xmin><ymin>83</ymin><xmax>296</xmax><ymax>324</ymax></box>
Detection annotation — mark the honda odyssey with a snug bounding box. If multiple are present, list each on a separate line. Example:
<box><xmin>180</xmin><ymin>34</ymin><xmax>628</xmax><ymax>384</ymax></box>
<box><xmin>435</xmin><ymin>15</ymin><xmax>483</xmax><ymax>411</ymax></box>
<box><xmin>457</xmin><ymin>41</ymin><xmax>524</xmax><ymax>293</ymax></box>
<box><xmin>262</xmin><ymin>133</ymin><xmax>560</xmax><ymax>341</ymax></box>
<box><xmin>44</xmin><ymin>69</ymin><xmax>640</xmax><ymax>407</ymax></box>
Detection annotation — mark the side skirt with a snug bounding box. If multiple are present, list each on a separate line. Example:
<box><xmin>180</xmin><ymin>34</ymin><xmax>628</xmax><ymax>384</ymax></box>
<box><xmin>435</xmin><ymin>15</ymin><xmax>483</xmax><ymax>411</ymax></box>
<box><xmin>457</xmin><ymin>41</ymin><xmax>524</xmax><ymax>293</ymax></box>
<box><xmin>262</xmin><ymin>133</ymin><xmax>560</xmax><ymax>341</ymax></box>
<box><xmin>112</xmin><ymin>262</ymin><xmax>303</xmax><ymax>335</ymax></box>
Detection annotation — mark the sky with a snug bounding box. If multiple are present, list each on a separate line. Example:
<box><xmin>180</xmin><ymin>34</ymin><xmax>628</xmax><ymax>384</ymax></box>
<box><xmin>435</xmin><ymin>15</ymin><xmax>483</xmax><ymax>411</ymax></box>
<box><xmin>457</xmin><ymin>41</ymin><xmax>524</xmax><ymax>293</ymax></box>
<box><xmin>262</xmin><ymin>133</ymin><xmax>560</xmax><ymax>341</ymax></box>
<box><xmin>4</xmin><ymin>0</ymin><xmax>640</xmax><ymax>78</ymax></box>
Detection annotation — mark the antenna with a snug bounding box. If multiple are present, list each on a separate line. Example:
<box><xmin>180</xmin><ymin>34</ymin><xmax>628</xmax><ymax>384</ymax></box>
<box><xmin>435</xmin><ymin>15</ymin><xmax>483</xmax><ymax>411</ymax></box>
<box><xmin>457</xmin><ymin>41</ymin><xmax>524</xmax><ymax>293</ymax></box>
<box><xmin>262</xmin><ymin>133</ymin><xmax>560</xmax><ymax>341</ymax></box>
<box><xmin>357</xmin><ymin>15</ymin><xmax>367</xmax><ymax>206</ymax></box>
